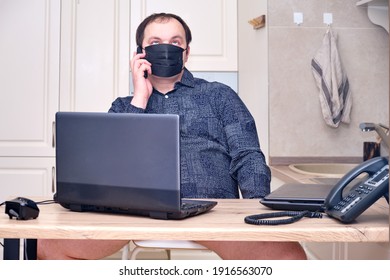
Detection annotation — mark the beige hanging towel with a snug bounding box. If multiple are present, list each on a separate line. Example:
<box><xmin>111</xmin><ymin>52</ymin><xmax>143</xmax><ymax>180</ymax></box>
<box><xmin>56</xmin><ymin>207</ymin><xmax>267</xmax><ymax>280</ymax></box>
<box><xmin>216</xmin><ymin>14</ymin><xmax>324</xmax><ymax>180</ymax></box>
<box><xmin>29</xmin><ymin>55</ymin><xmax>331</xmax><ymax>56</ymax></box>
<box><xmin>311</xmin><ymin>29</ymin><xmax>352</xmax><ymax>128</ymax></box>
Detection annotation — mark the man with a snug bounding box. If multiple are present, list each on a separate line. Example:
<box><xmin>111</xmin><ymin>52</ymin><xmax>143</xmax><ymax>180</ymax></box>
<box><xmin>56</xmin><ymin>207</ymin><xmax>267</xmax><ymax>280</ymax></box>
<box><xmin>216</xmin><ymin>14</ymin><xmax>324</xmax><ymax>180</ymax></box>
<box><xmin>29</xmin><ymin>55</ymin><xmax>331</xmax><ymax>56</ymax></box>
<box><xmin>37</xmin><ymin>13</ymin><xmax>306</xmax><ymax>260</ymax></box>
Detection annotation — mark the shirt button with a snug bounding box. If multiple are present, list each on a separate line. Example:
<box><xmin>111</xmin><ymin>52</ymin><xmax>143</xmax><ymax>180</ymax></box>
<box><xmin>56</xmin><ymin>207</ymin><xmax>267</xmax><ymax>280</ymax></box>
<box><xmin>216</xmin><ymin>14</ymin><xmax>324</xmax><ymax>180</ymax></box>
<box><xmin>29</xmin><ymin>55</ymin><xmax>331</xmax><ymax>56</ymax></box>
<box><xmin>164</xmin><ymin>95</ymin><xmax>169</xmax><ymax>99</ymax></box>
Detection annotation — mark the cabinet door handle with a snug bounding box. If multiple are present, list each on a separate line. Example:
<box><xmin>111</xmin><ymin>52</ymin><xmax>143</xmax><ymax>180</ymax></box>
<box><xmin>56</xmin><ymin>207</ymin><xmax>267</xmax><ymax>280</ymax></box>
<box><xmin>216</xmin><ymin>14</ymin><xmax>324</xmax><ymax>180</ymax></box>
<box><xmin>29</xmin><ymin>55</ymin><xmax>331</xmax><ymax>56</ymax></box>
<box><xmin>52</xmin><ymin>166</ymin><xmax>56</xmax><ymax>193</ymax></box>
<box><xmin>52</xmin><ymin>121</ymin><xmax>56</xmax><ymax>148</ymax></box>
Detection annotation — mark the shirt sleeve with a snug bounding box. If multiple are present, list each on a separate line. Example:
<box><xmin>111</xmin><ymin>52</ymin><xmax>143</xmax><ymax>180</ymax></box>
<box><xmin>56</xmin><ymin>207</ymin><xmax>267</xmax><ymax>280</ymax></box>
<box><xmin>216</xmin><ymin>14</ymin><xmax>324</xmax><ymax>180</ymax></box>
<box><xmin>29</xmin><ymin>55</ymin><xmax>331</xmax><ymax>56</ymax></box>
<box><xmin>213</xmin><ymin>84</ymin><xmax>271</xmax><ymax>198</ymax></box>
<box><xmin>108</xmin><ymin>96</ymin><xmax>145</xmax><ymax>113</ymax></box>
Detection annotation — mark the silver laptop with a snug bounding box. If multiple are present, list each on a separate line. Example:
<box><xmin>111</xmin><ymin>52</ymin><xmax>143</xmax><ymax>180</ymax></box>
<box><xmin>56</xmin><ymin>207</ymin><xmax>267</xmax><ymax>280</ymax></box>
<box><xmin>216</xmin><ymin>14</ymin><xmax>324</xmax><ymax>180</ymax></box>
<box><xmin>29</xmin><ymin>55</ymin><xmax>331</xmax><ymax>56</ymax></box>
<box><xmin>54</xmin><ymin>112</ymin><xmax>217</xmax><ymax>220</ymax></box>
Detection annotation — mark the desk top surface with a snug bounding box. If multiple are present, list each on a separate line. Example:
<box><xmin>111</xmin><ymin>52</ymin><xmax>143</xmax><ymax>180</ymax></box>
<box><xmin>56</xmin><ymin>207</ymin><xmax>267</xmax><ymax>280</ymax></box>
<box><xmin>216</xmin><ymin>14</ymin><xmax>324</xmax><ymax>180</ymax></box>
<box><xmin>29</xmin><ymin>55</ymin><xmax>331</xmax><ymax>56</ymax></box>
<box><xmin>0</xmin><ymin>198</ymin><xmax>388</xmax><ymax>242</ymax></box>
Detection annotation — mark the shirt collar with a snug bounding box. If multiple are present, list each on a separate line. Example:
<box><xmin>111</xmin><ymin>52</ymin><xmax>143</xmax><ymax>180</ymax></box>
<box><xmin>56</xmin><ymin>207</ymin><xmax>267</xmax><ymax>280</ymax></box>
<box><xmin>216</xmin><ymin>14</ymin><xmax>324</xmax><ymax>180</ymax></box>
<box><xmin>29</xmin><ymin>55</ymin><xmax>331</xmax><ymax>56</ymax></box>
<box><xmin>176</xmin><ymin>68</ymin><xmax>195</xmax><ymax>88</ymax></box>
<box><xmin>152</xmin><ymin>68</ymin><xmax>195</xmax><ymax>96</ymax></box>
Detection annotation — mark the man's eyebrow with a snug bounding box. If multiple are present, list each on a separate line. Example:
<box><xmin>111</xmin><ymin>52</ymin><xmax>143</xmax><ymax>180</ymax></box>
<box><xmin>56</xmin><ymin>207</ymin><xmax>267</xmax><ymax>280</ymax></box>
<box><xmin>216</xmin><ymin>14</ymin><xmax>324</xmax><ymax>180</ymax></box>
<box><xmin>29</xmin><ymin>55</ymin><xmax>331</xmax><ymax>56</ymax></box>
<box><xmin>147</xmin><ymin>36</ymin><xmax>162</xmax><ymax>41</ymax></box>
<box><xmin>171</xmin><ymin>35</ymin><xmax>184</xmax><ymax>40</ymax></box>
<box><xmin>147</xmin><ymin>35</ymin><xmax>184</xmax><ymax>41</ymax></box>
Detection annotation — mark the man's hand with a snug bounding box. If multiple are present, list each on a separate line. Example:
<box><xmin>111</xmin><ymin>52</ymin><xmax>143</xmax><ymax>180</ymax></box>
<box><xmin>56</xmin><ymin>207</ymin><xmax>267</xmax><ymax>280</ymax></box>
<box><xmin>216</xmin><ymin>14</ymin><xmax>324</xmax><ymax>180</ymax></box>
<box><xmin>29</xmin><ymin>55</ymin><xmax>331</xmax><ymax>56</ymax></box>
<box><xmin>130</xmin><ymin>51</ymin><xmax>153</xmax><ymax>109</ymax></box>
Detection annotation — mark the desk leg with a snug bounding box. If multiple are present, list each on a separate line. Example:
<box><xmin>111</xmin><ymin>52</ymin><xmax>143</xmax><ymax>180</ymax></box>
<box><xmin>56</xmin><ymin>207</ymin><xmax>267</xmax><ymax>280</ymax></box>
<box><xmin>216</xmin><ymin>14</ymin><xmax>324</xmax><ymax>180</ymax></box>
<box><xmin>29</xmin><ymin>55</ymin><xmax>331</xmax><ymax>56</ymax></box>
<box><xmin>24</xmin><ymin>239</ymin><xmax>37</xmax><ymax>260</ymax></box>
<box><xmin>3</xmin><ymin>239</ymin><xmax>20</xmax><ymax>260</ymax></box>
<box><xmin>3</xmin><ymin>239</ymin><xmax>37</xmax><ymax>260</ymax></box>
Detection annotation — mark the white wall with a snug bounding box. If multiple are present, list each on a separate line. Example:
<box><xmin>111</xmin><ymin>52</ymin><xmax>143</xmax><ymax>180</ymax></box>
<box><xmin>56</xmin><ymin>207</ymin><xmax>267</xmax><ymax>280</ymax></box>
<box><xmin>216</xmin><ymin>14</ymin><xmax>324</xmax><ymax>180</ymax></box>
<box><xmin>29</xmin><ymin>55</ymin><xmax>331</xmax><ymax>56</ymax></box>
<box><xmin>237</xmin><ymin>0</ymin><xmax>269</xmax><ymax>161</ymax></box>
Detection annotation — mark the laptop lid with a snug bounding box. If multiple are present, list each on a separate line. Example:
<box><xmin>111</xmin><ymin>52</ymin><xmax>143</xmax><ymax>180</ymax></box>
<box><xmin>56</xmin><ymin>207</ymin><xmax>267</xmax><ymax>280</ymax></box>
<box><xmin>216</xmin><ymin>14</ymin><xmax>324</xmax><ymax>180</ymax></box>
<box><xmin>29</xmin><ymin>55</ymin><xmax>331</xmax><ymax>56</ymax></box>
<box><xmin>260</xmin><ymin>183</ymin><xmax>334</xmax><ymax>212</ymax></box>
<box><xmin>55</xmin><ymin>112</ymin><xmax>185</xmax><ymax>216</ymax></box>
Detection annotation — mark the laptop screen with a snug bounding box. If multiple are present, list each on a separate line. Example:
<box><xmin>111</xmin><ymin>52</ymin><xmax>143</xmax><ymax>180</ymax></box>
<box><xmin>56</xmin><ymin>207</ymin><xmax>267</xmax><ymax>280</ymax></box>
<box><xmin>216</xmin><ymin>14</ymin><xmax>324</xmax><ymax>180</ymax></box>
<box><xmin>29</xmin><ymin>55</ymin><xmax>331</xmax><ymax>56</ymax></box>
<box><xmin>55</xmin><ymin>112</ymin><xmax>181</xmax><ymax>212</ymax></box>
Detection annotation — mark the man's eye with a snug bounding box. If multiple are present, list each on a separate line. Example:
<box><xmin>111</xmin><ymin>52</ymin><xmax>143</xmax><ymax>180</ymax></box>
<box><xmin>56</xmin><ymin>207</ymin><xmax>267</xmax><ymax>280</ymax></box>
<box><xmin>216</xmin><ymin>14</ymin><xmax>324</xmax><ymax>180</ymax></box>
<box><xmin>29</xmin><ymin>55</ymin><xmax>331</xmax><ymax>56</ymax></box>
<box><xmin>151</xmin><ymin>41</ymin><xmax>160</xmax><ymax>45</ymax></box>
<box><xmin>171</xmin><ymin>41</ymin><xmax>180</xmax><ymax>46</ymax></box>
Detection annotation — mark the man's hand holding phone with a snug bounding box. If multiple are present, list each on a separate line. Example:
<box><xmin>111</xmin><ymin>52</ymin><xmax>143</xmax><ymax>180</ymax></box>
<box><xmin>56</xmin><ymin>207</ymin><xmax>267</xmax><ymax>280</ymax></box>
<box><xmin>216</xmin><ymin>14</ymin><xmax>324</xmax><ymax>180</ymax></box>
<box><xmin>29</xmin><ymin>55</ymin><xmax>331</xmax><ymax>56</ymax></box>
<box><xmin>130</xmin><ymin>47</ymin><xmax>153</xmax><ymax>109</ymax></box>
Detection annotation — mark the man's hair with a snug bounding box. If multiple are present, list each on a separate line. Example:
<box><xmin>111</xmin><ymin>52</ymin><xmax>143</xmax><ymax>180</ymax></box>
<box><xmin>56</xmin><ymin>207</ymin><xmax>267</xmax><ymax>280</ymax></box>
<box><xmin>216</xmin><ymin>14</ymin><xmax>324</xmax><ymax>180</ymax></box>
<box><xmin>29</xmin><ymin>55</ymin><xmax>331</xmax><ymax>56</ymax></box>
<box><xmin>136</xmin><ymin>13</ymin><xmax>192</xmax><ymax>48</ymax></box>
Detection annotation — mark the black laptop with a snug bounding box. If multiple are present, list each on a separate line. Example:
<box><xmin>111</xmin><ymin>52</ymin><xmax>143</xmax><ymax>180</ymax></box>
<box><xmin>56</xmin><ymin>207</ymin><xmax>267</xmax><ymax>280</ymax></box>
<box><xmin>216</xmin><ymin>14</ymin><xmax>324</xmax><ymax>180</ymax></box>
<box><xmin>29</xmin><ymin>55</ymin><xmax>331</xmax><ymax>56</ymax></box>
<box><xmin>260</xmin><ymin>183</ymin><xmax>335</xmax><ymax>212</ymax></box>
<box><xmin>54</xmin><ymin>112</ymin><xmax>217</xmax><ymax>220</ymax></box>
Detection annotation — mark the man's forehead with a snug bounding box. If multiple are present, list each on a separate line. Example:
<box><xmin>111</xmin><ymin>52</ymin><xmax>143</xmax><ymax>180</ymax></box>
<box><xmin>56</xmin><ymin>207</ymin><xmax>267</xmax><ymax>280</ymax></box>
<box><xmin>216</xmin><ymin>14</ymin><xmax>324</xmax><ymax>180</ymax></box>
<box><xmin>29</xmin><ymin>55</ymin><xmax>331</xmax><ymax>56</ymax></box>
<box><xmin>144</xmin><ymin>18</ymin><xmax>184</xmax><ymax>35</ymax></box>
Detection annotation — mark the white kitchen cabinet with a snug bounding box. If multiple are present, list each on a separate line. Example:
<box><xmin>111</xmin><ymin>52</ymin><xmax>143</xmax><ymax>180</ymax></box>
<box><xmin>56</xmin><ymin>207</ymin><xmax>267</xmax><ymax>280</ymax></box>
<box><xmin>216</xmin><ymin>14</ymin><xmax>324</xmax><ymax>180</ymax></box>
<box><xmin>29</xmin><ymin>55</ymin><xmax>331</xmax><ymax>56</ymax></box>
<box><xmin>59</xmin><ymin>0</ymin><xmax>130</xmax><ymax>112</ymax></box>
<box><xmin>0</xmin><ymin>0</ymin><xmax>130</xmax><ymax>202</ymax></box>
<box><xmin>130</xmin><ymin>0</ymin><xmax>237</xmax><ymax>72</ymax></box>
<box><xmin>0</xmin><ymin>157</ymin><xmax>56</xmax><ymax>203</ymax></box>
<box><xmin>0</xmin><ymin>0</ymin><xmax>60</xmax><ymax>157</ymax></box>
<box><xmin>303</xmin><ymin>242</ymin><xmax>341</xmax><ymax>260</ymax></box>
<box><xmin>343</xmin><ymin>242</ymin><xmax>390</xmax><ymax>259</ymax></box>
<box><xmin>304</xmin><ymin>242</ymin><xmax>390</xmax><ymax>260</ymax></box>
<box><xmin>0</xmin><ymin>0</ymin><xmax>60</xmax><ymax>202</ymax></box>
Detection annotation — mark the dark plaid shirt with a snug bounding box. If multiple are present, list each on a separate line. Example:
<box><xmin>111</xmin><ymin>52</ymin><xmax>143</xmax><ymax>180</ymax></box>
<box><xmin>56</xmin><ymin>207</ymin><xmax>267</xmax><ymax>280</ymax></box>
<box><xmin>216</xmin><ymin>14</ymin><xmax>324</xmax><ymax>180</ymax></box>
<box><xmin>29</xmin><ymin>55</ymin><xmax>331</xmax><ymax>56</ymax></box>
<box><xmin>108</xmin><ymin>68</ymin><xmax>271</xmax><ymax>199</ymax></box>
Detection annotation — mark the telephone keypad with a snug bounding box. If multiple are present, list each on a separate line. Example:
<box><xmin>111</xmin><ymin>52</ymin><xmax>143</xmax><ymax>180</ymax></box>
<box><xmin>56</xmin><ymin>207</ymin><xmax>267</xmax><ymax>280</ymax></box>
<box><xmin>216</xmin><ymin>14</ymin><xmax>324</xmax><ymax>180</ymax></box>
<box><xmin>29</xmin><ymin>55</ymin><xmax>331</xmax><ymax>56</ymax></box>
<box><xmin>338</xmin><ymin>186</ymin><xmax>371</xmax><ymax>211</ymax></box>
<box><xmin>340</xmin><ymin>197</ymin><xmax>361</xmax><ymax>213</ymax></box>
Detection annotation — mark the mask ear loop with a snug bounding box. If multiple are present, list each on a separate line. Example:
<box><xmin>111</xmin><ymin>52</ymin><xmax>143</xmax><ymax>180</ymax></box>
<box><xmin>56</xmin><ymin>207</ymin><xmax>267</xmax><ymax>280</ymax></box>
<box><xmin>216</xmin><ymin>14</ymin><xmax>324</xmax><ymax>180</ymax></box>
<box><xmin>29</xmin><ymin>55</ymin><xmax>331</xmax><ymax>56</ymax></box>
<box><xmin>184</xmin><ymin>45</ymin><xmax>190</xmax><ymax>64</ymax></box>
<box><xmin>137</xmin><ymin>46</ymin><xmax>144</xmax><ymax>54</ymax></box>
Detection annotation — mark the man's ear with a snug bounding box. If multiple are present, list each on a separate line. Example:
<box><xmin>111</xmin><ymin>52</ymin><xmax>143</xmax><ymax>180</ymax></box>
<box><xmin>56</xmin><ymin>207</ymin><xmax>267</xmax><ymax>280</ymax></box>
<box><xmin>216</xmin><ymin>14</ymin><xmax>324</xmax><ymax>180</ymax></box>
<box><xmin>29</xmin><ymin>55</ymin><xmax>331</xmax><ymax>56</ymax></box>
<box><xmin>184</xmin><ymin>45</ymin><xmax>190</xmax><ymax>62</ymax></box>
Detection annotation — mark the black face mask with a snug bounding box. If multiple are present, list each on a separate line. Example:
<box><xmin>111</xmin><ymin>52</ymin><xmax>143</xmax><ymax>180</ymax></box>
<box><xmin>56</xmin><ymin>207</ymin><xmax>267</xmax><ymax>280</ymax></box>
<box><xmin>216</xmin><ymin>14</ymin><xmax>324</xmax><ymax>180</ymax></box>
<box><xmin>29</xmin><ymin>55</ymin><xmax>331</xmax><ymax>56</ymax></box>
<box><xmin>144</xmin><ymin>44</ymin><xmax>185</xmax><ymax>77</ymax></box>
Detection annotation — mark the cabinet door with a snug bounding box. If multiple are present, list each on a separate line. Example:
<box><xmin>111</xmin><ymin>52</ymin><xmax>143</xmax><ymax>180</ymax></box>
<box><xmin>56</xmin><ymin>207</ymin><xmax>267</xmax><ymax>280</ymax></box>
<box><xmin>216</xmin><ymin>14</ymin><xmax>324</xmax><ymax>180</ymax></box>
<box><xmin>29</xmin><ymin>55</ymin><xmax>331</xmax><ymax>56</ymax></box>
<box><xmin>130</xmin><ymin>0</ymin><xmax>237</xmax><ymax>71</ymax></box>
<box><xmin>0</xmin><ymin>0</ymin><xmax>60</xmax><ymax>157</ymax></box>
<box><xmin>60</xmin><ymin>0</ymin><xmax>130</xmax><ymax>112</ymax></box>
<box><xmin>342</xmin><ymin>243</ymin><xmax>390</xmax><ymax>259</ymax></box>
<box><xmin>0</xmin><ymin>157</ymin><xmax>56</xmax><ymax>203</ymax></box>
<box><xmin>303</xmin><ymin>242</ymin><xmax>340</xmax><ymax>260</ymax></box>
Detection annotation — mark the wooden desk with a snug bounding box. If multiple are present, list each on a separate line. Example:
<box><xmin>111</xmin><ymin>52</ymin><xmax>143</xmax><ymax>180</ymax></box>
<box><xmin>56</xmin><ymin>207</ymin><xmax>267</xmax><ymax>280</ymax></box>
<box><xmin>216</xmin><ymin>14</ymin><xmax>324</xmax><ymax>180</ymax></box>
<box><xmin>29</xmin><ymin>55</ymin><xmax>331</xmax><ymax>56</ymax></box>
<box><xmin>1</xmin><ymin>198</ymin><xmax>388</xmax><ymax>243</ymax></box>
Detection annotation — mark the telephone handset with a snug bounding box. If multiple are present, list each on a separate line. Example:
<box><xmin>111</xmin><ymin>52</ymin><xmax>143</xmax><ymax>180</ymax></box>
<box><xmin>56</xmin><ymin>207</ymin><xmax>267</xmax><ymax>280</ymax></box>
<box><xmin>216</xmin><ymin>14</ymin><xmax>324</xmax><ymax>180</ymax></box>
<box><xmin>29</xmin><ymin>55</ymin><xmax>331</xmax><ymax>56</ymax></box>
<box><xmin>136</xmin><ymin>46</ymin><xmax>148</xmax><ymax>78</ymax></box>
<box><xmin>324</xmin><ymin>156</ymin><xmax>389</xmax><ymax>223</ymax></box>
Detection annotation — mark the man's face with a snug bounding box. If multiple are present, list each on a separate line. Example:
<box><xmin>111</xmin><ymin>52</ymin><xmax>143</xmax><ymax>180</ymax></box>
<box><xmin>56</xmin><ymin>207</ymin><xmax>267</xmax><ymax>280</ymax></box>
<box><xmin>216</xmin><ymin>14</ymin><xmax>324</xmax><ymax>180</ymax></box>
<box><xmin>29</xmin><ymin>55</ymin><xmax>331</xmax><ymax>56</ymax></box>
<box><xmin>142</xmin><ymin>18</ymin><xmax>189</xmax><ymax>64</ymax></box>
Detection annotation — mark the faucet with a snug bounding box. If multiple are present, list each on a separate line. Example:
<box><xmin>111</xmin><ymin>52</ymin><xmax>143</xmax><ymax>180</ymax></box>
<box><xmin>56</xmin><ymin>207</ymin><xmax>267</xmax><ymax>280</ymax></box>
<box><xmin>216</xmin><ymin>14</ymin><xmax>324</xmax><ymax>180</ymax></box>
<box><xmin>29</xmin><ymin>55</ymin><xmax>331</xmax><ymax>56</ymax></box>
<box><xmin>359</xmin><ymin>122</ymin><xmax>389</xmax><ymax>150</ymax></box>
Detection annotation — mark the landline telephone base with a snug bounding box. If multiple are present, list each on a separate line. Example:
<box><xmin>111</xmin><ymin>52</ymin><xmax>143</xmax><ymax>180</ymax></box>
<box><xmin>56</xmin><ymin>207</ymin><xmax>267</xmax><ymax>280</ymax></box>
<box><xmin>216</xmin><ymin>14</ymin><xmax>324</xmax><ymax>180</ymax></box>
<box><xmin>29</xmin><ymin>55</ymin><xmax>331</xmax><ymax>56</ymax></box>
<box><xmin>324</xmin><ymin>157</ymin><xmax>389</xmax><ymax>223</ymax></box>
<box><xmin>384</xmin><ymin>192</ymin><xmax>389</xmax><ymax>203</ymax></box>
<box><xmin>247</xmin><ymin>157</ymin><xmax>389</xmax><ymax>225</ymax></box>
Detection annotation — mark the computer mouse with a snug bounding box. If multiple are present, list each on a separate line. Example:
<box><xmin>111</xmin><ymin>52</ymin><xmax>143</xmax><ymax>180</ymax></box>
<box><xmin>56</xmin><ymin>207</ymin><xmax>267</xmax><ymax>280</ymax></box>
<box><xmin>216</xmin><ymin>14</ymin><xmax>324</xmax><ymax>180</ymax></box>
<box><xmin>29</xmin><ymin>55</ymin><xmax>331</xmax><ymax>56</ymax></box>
<box><xmin>5</xmin><ymin>197</ymin><xmax>40</xmax><ymax>220</ymax></box>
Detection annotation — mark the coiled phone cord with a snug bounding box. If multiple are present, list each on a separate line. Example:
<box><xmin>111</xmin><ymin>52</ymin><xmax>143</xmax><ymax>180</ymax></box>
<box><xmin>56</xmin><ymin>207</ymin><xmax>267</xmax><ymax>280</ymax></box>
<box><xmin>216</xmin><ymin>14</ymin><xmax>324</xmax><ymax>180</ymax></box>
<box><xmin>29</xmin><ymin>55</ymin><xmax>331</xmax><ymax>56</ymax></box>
<box><xmin>244</xmin><ymin>210</ymin><xmax>323</xmax><ymax>226</ymax></box>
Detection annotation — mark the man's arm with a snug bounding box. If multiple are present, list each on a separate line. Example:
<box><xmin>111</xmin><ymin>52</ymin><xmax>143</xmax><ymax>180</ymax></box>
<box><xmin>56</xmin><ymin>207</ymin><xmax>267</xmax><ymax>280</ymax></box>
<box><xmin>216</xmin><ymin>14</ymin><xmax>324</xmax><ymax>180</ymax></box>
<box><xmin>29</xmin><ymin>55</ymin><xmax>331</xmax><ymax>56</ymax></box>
<box><xmin>217</xmin><ymin>86</ymin><xmax>271</xmax><ymax>198</ymax></box>
<box><xmin>108</xmin><ymin>96</ymin><xmax>145</xmax><ymax>113</ymax></box>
